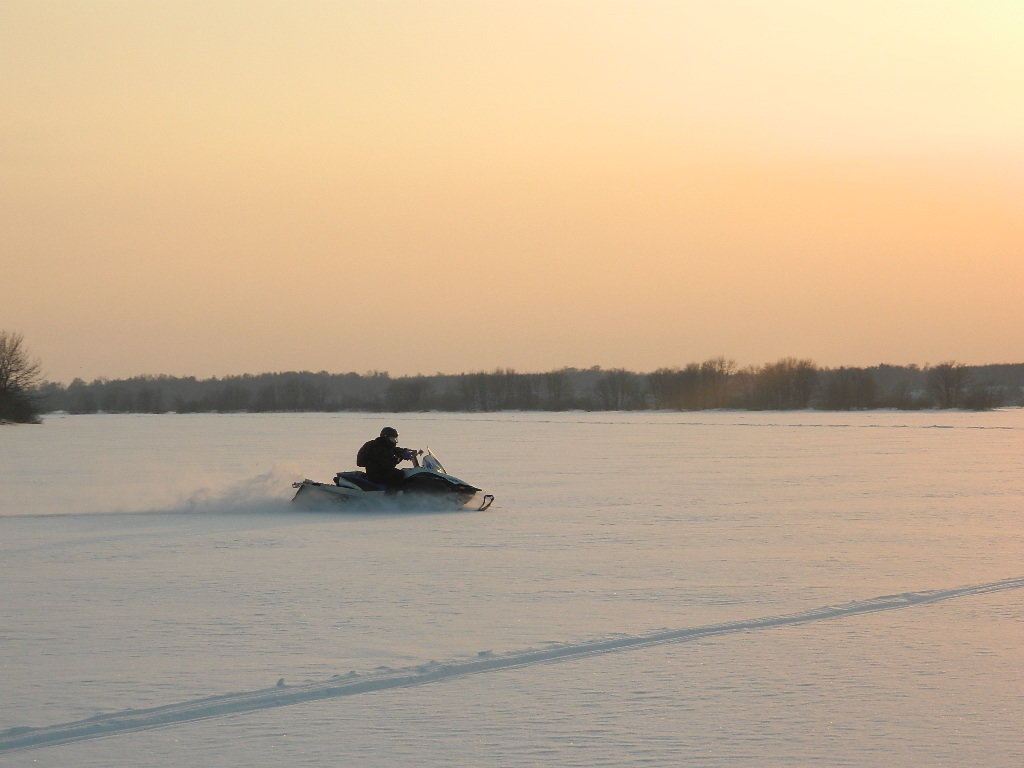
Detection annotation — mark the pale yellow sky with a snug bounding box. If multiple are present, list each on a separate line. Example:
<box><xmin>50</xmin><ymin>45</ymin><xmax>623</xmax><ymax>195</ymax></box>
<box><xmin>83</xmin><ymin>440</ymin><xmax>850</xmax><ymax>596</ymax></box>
<box><xmin>3</xmin><ymin>1</ymin><xmax>1022</xmax><ymax>384</ymax></box>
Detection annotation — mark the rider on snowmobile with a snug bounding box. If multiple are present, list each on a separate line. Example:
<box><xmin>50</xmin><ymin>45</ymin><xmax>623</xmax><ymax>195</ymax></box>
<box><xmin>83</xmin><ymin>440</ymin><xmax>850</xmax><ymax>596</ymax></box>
<box><xmin>356</xmin><ymin>427</ymin><xmax>418</xmax><ymax>488</ymax></box>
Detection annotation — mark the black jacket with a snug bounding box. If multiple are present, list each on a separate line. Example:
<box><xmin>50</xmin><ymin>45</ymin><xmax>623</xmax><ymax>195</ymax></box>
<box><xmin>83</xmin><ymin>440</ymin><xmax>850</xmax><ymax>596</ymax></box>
<box><xmin>357</xmin><ymin>436</ymin><xmax>406</xmax><ymax>479</ymax></box>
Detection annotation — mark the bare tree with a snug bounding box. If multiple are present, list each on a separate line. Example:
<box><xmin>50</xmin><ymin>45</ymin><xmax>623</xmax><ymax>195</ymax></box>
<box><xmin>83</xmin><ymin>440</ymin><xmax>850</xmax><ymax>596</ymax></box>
<box><xmin>927</xmin><ymin>361</ymin><xmax>972</xmax><ymax>408</ymax></box>
<box><xmin>749</xmin><ymin>358</ymin><xmax>819</xmax><ymax>409</ymax></box>
<box><xmin>0</xmin><ymin>331</ymin><xmax>43</xmax><ymax>423</ymax></box>
<box><xmin>595</xmin><ymin>368</ymin><xmax>643</xmax><ymax>410</ymax></box>
<box><xmin>818</xmin><ymin>367</ymin><xmax>878</xmax><ymax>410</ymax></box>
<box><xmin>698</xmin><ymin>356</ymin><xmax>737</xmax><ymax>408</ymax></box>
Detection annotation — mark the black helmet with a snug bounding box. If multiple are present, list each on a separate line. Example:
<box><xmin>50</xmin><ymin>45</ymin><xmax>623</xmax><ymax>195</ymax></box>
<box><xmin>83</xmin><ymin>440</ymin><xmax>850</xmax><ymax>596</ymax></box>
<box><xmin>380</xmin><ymin>426</ymin><xmax>399</xmax><ymax>439</ymax></box>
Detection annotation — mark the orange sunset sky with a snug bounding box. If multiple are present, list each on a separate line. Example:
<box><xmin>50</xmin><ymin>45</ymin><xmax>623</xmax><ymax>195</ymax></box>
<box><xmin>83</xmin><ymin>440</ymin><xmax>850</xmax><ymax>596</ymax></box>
<box><xmin>3</xmin><ymin>1</ymin><xmax>1022</xmax><ymax>385</ymax></box>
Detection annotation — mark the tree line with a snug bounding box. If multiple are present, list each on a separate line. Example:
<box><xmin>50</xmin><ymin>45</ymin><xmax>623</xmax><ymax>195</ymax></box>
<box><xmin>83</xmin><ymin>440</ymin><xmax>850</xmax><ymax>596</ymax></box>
<box><xmin>29</xmin><ymin>358</ymin><xmax>1024</xmax><ymax>415</ymax></box>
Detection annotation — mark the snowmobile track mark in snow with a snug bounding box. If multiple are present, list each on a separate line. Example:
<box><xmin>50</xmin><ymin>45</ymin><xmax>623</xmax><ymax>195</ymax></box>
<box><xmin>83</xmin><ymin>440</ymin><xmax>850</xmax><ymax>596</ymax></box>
<box><xmin>3</xmin><ymin>575</ymin><xmax>1023</xmax><ymax>754</ymax></box>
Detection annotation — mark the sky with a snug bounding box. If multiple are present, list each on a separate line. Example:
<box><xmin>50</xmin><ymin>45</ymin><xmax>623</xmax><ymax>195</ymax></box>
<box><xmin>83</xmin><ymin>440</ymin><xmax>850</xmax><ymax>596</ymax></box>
<box><xmin>2</xmin><ymin>1</ymin><xmax>1022</xmax><ymax>385</ymax></box>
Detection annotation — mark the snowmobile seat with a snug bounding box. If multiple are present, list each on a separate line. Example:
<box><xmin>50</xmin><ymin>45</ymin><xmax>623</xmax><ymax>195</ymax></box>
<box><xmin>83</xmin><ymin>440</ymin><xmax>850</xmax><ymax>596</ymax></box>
<box><xmin>335</xmin><ymin>471</ymin><xmax>388</xmax><ymax>491</ymax></box>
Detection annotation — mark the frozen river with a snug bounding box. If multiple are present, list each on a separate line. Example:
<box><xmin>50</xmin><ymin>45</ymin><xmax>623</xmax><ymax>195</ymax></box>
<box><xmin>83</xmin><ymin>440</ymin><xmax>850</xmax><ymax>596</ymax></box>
<box><xmin>2</xmin><ymin>410</ymin><xmax>1022</xmax><ymax>766</ymax></box>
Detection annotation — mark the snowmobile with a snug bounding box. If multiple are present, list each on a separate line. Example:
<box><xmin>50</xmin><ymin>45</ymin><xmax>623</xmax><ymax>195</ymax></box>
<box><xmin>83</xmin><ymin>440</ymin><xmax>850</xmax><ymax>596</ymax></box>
<box><xmin>291</xmin><ymin>449</ymin><xmax>494</xmax><ymax>511</ymax></box>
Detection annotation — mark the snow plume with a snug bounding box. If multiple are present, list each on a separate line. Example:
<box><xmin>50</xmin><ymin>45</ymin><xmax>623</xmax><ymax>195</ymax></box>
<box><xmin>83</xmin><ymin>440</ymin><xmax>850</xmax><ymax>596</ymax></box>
<box><xmin>4</xmin><ymin>575</ymin><xmax>1023</xmax><ymax>755</ymax></box>
<box><xmin>1</xmin><ymin>466</ymin><xmax>300</xmax><ymax>518</ymax></box>
<box><xmin>179</xmin><ymin>466</ymin><xmax>298</xmax><ymax>515</ymax></box>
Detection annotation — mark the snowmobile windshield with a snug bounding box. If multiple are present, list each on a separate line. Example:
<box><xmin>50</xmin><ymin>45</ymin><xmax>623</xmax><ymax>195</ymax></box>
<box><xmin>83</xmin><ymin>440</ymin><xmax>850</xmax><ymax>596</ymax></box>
<box><xmin>421</xmin><ymin>451</ymin><xmax>446</xmax><ymax>474</ymax></box>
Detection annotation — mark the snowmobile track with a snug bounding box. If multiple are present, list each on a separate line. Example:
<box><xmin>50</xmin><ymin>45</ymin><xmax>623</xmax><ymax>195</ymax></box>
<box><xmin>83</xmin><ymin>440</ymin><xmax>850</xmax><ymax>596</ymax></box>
<box><xmin>3</xmin><ymin>575</ymin><xmax>1023</xmax><ymax>754</ymax></box>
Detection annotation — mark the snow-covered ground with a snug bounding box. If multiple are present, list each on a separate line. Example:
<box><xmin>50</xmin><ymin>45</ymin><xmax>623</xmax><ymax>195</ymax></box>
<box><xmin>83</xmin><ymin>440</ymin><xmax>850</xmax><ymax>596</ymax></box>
<box><xmin>2</xmin><ymin>410</ymin><xmax>1022</xmax><ymax>766</ymax></box>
